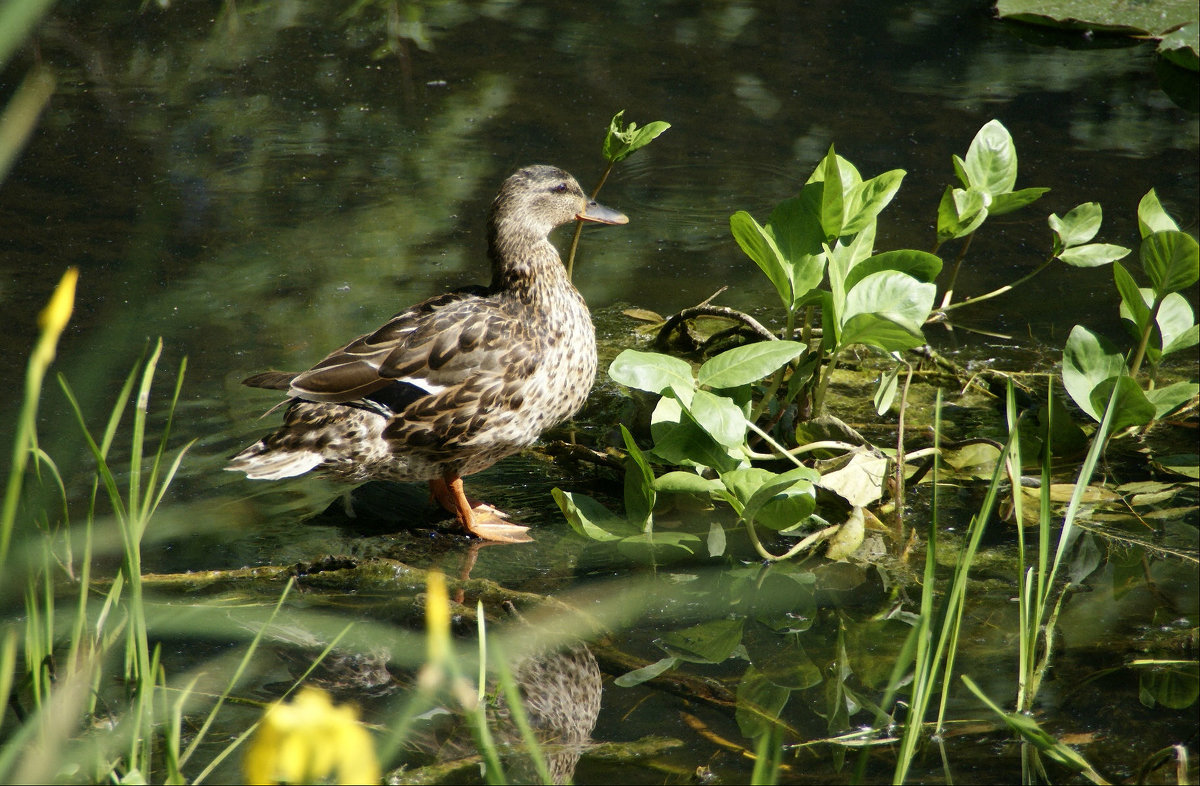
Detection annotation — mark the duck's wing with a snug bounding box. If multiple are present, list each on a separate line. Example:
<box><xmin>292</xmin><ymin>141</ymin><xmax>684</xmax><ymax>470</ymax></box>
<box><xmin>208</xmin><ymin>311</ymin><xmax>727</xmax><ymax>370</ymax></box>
<box><xmin>285</xmin><ymin>285</ymin><xmax>529</xmax><ymax>410</ymax></box>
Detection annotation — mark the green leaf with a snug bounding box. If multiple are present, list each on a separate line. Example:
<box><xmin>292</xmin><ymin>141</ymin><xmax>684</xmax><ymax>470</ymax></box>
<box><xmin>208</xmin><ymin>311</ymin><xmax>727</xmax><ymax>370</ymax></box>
<box><xmin>842</xmin><ymin>168</ymin><xmax>905</xmax><ymax>237</ymax></box>
<box><xmin>842</xmin><ymin>249</ymin><xmax>943</xmax><ymax>293</ymax></box>
<box><xmin>1142</xmin><ymin>230</ymin><xmax>1200</xmax><ymax>298</ymax></box>
<box><xmin>1089</xmin><ymin>376</ymin><xmax>1156</xmax><ymax>432</ymax></box>
<box><xmin>1056</xmin><ymin>243</ymin><xmax>1129</xmax><ymax>268</ymax></box>
<box><xmin>706</xmin><ymin>521</ymin><xmax>727</xmax><ymax>557</ymax></box>
<box><xmin>698</xmin><ymin>341</ymin><xmax>807</xmax><ymax>389</ymax></box>
<box><xmin>1144</xmin><ymin>381</ymin><xmax>1200</xmax><ymax>419</ymax></box>
<box><xmin>616</xmin><ymin>530</ymin><xmax>699</xmax><ymax>559</ymax></box>
<box><xmin>650</xmin><ymin>396</ymin><xmax>743</xmax><ymax>471</ymax></box>
<box><xmin>766</xmin><ymin>186</ymin><xmax>827</xmax><ymax>301</ymax></box>
<box><xmin>731</xmin><ymin>210</ymin><xmax>792</xmax><ymax>307</ymax></box>
<box><xmin>1137</xmin><ymin>188</ymin><xmax>1180</xmax><ymax>238</ymax></box>
<box><xmin>614</xmin><ymin>656</ymin><xmax>679</xmax><ymax>687</ymax></box>
<box><xmin>1048</xmin><ymin>202</ymin><xmax>1102</xmax><ymax>249</ymax></box>
<box><xmin>936</xmin><ymin>185</ymin><xmax>988</xmax><ymax>242</ymax></box>
<box><xmin>741</xmin><ymin>466</ymin><xmax>819</xmax><ymax>531</ymax></box>
<box><xmin>686</xmin><ymin>389</ymin><xmax>748</xmax><ymax>448</ymax></box>
<box><xmin>552</xmin><ymin>489</ymin><xmax>636</xmax><ymax>542</ymax></box>
<box><xmin>817</xmin><ymin>146</ymin><xmax>846</xmax><ymax>239</ymax></box>
<box><xmin>659</xmin><ymin>618</ymin><xmax>745</xmax><ymax>664</ymax></box>
<box><xmin>987</xmin><ymin>186</ymin><xmax>1049</xmax><ymax>216</ymax></box>
<box><xmin>736</xmin><ymin>666</ymin><xmax>791</xmax><ymax>739</ymax></box>
<box><xmin>1158</xmin><ymin>21</ymin><xmax>1199</xmax><ymax>71</ymax></box>
<box><xmin>621</xmin><ymin>425</ymin><xmax>655</xmax><ymax>528</ymax></box>
<box><xmin>655</xmin><ymin>470</ymin><xmax>722</xmax><ymax>494</ymax></box>
<box><xmin>1061</xmin><ymin>325</ymin><xmax>1127</xmax><ymax>422</ymax></box>
<box><xmin>839</xmin><ymin>271</ymin><xmax>936</xmax><ymax>350</ymax></box>
<box><xmin>609</xmin><ymin>349</ymin><xmax>695</xmax><ymax>401</ymax></box>
<box><xmin>1113</xmin><ymin>262</ymin><xmax>1151</xmax><ymax>338</ymax></box>
<box><xmin>1121</xmin><ymin>289</ymin><xmax>1199</xmax><ymax>362</ymax></box>
<box><xmin>963</xmin><ymin>119</ymin><xmax>1018</xmax><ymax>196</ymax></box>
<box><xmin>602</xmin><ymin>110</ymin><xmax>671</xmax><ymax>164</ymax></box>
<box><xmin>873</xmin><ymin>363</ymin><xmax>901</xmax><ymax>415</ymax></box>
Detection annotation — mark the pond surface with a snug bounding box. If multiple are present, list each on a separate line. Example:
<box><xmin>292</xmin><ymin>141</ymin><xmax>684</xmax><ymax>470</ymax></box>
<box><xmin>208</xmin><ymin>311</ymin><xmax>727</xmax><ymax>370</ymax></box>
<box><xmin>2</xmin><ymin>1</ymin><xmax>1197</xmax><ymax>783</ymax></box>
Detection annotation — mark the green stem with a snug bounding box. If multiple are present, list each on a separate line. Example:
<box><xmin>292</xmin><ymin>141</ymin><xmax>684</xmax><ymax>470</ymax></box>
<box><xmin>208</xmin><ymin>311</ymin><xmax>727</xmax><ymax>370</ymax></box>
<box><xmin>940</xmin><ymin>254</ymin><xmax>1056</xmax><ymax>313</ymax></box>
<box><xmin>565</xmin><ymin>159</ymin><xmax>616</xmax><ymax>281</ymax></box>
<box><xmin>1126</xmin><ymin>295</ymin><xmax>1163</xmax><ymax>379</ymax></box>
<box><xmin>937</xmin><ymin>232</ymin><xmax>975</xmax><ymax>309</ymax></box>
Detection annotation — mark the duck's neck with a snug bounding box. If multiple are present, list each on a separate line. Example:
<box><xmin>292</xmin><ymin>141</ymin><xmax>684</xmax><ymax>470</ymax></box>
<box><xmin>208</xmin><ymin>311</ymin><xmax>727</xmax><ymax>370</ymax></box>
<box><xmin>487</xmin><ymin>218</ymin><xmax>574</xmax><ymax>306</ymax></box>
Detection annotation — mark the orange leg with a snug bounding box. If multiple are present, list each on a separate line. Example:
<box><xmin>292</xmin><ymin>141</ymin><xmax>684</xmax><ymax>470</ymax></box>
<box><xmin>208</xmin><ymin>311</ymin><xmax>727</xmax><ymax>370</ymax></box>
<box><xmin>427</xmin><ymin>473</ymin><xmax>532</xmax><ymax>544</ymax></box>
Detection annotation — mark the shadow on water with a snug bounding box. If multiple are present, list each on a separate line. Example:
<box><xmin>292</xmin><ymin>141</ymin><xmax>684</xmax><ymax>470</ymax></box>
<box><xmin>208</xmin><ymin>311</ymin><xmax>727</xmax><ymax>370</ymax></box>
<box><xmin>1</xmin><ymin>0</ymin><xmax>1197</xmax><ymax>783</ymax></box>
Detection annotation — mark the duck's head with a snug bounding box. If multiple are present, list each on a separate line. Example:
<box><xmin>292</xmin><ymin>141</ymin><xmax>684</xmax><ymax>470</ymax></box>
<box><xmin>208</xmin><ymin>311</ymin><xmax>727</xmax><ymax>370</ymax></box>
<box><xmin>489</xmin><ymin>165</ymin><xmax>628</xmax><ymax>240</ymax></box>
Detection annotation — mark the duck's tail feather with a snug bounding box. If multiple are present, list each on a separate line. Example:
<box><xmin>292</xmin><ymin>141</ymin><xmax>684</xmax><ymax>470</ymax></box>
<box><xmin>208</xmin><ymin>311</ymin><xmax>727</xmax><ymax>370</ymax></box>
<box><xmin>225</xmin><ymin>441</ymin><xmax>324</xmax><ymax>480</ymax></box>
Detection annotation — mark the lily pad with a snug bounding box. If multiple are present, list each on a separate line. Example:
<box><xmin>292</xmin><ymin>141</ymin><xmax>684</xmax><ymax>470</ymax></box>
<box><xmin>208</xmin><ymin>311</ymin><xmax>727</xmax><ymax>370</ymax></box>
<box><xmin>996</xmin><ymin>0</ymin><xmax>1197</xmax><ymax>37</ymax></box>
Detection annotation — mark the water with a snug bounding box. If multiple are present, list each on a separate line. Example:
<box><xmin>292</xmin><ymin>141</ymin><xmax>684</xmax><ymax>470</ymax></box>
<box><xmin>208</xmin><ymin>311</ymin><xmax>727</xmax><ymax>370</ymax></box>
<box><xmin>2</xmin><ymin>1</ymin><xmax>1197</xmax><ymax>783</ymax></box>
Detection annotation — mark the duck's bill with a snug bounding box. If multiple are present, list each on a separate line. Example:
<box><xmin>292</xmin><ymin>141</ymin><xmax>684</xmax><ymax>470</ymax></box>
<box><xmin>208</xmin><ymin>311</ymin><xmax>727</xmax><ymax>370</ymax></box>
<box><xmin>577</xmin><ymin>200</ymin><xmax>629</xmax><ymax>225</ymax></box>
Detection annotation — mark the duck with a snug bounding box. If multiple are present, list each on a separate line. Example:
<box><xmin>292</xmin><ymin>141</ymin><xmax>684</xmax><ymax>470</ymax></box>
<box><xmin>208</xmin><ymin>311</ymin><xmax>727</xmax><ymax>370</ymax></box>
<box><xmin>226</xmin><ymin>165</ymin><xmax>628</xmax><ymax>543</ymax></box>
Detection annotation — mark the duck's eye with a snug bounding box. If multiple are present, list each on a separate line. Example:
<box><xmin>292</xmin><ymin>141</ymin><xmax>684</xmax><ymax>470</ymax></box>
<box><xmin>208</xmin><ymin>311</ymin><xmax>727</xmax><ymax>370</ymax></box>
<box><xmin>550</xmin><ymin>183</ymin><xmax>569</xmax><ymax>194</ymax></box>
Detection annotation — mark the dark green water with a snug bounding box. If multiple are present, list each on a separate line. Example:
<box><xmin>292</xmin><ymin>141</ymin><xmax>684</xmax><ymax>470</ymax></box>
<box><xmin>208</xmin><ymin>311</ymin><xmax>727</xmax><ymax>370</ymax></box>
<box><xmin>2</xmin><ymin>1</ymin><xmax>1197</xmax><ymax>783</ymax></box>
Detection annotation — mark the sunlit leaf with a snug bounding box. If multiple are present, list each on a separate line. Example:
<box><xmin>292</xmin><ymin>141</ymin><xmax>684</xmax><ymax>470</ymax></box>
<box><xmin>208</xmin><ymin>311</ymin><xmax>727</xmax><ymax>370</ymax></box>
<box><xmin>654</xmin><ymin>471</ymin><xmax>722</xmax><ymax>494</ymax></box>
<box><xmin>963</xmin><ymin>119</ymin><xmax>1018</xmax><ymax>196</ymax></box>
<box><xmin>814</xmin><ymin>449</ymin><xmax>889</xmax><ymax>507</ymax></box>
<box><xmin>1048</xmin><ymin>202</ymin><xmax>1102</xmax><ymax>249</ymax></box>
<box><xmin>1113</xmin><ymin>262</ymin><xmax>1151</xmax><ymax>338</ymax></box>
<box><xmin>1143</xmin><ymin>381</ymin><xmax>1200</xmax><ymax>419</ymax></box>
<box><xmin>602</xmin><ymin>110</ymin><xmax>671</xmax><ymax>163</ymax></box>
<box><xmin>697</xmin><ymin>341</ymin><xmax>807</xmax><ymax>389</ymax></box>
<box><xmin>873</xmin><ymin>363</ymin><xmax>901</xmax><ymax>415</ymax></box>
<box><xmin>706</xmin><ymin>521</ymin><xmax>727</xmax><ymax>557</ymax></box>
<box><xmin>552</xmin><ymin>489</ymin><xmax>636</xmax><ymax>542</ymax></box>
<box><xmin>840</xmin><ymin>271</ymin><xmax>935</xmax><ymax>351</ymax></box>
<box><xmin>842</xmin><ymin>249</ymin><xmax>943</xmax><ymax>293</ymax></box>
<box><xmin>825</xmin><ymin>506</ymin><xmax>865</xmax><ymax>561</ymax></box>
<box><xmin>842</xmin><ymin>168</ymin><xmax>905</xmax><ymax>237</ymax></box>
<box><xmin>1137</xmin><ymin>188</ymin><xmax>1180</xmax><ymax>238</ymax></box>
<box><xmin>731</xmin><ymin>210</ymin><xmax>792</xmax><ymax>307</ymax></box>
<box><xmin>936</xmin><ymin>185</ymin><xmax>988</xmax><ymax>242</ymax></box>
<box><xmin>686</xmin><ymin>389</ymin><xmax>748</xmax><ymax>448</ymax></box>
<box><xmin>1061</xmin><ymin>325</ymin><xmax>1127</xmax><ymax>422</ymax></box>
<box><xmin>1142</xmin><ymin>230</ymin><xmax>1200</xmax><ymax>298</ymax></box>
<box><xmin>1089</xmin><ymin>376</ymin><xmax>1155</xmax><ymax>431</ymax></box>
<box><xmin>609</xmin><ymin>349</ymin><xmax>695</xmax><ymax>401</ymax></box>
<box><xmin>1056</xmin><ymin>242</ymin><xmax>1129</xmax><ymax>267</ymax></box>
<box><xmin>988</xmin><ymin>186</ymin><xmax>1049</xmax><ymax>215</ymax></box>
<box><xmin>766</xmin><ymin>186</ymin><xmax>827</xmax><ymax>301</ymax></box>
<box><xmin>817</xmin><ymin>146</ymin><xmax>846</xmax><ymax>239</ymax></box>
<box><xmin>621</xmin><ymin>425</ymin><xmax>655</xmax><ymax>529</ymax></box>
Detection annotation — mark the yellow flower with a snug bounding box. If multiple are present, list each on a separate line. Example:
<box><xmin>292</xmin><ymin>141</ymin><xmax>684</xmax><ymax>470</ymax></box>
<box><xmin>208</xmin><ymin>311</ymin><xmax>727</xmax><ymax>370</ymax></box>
<box><xmin>243</xmin><ymin>687</ymin><xmax>380</xmax><ymax>785</ymax></box>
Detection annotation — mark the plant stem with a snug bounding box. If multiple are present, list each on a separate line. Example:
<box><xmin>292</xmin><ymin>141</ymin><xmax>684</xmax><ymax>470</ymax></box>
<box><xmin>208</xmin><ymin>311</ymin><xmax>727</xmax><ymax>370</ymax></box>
<box><xmin>940</xmin><ymin>254</ymin><xmax>1056</xmax><ymax>313</ymax></box>
<box><xmin>937</xmin><ymin>232</ymin><xmax>975</xmax><ymax>309</ymax></box>
<box><xmin>1126</xmin><ymin>296</ymin><xmax>1163</xmax><ymax>379</ymax></box>
<box><xmin>566</xmin><ymin>159</ymin><xmax>616</xmax><ymax>280</ymax></box>
<box><xmin>811</xmin><ymin>349</ymin><xmax>841</xmax><ymax>415</ymax></box>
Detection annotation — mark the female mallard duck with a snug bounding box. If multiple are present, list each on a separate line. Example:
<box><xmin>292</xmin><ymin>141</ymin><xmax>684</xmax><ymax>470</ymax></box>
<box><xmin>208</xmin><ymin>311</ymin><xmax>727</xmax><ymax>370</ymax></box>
<box><xmin>227</xmin><ymin>165</ymin><xmax>627</xmax><ymax>543</ymax></box>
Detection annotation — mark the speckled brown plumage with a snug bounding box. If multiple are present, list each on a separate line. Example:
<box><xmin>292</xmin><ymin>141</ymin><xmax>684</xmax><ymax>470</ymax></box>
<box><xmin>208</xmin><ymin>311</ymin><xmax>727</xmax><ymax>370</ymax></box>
<box><xmin>227</xmin><ymin>166</ymin><xmax>627</xmax><ymax>541</ymax></box>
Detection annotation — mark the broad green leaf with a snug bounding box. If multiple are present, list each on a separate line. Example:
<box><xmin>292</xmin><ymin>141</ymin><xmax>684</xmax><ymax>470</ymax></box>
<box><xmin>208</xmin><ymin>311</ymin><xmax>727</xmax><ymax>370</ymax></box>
<box><xmin>766</xmin><ymin>187</ymin><xmax>827</xmax><ymax>301</ymax></box>
<box><xmin>842</xmin><ymin>249</ymin><xmax>943</xmax><ymax>293</ymax></box>
<box><xmin>1120</xmin><ymin>288</ymin><xmax>1199</xmax><ymax>362</ymax></box>
<box><xmin>1089</xmin><ymin>376</ymin><xmax>1156</xmax><ymax>432</ymax></box>
<box><xmin>617</xmin><ymin>530</ymin><xmax>699</xmax><ymax>559</ymax></box>
<box><xmin>936</xmin><ymin>185</ymin><xmax>988</xmax><ymax>242</ymax></box>
<box><xmin>951</xmin><ymin>153</ymin><xmax>970</xmax><ymax>188</ymax></box>
<box><xmin>1048</xmin><ymin>202</ymin><xmax>1102</xmax><ymax>249</ymax></box>
<box><xmin>654</xmin><ymin>470</ymin><xmax>722</xmax><ymax>494</ymax></box>
<box><xmin>825</xmin><ymin>225</ymin><xmax>877</xmax><ymax>309</ymax></box>
<box><xmin>731</xmin><ymin>210</ymin><xmax>792</xmax><ymax>307</ymax></box>
<box><xmin>659</xmin><ymin>618</ymin><xmax>745</xmax><ymax>664</ymax></box>
<box><xmin>707</xmin><ymin>521</ymin><xmax>727</xmax><ymax>557</ymax></box>
<box><xmin>818</xmin><ymin>146</ymin><xmax>846</xmax><ymax>239</ymax></box>
<box><xmin>1062</xmin><ymin>325</ymin><xmax>1127</xmax><ymax>422</ymax></box>
<box><xmin>963</xmin><ymin>119</ymin><xmax>1018</xmax><ymax>196</ymax></box>
<box><xmin>1144</xmin><ymin>381</ymin><xmax>1200</xmax><ymax>420</ymax></box>
<box><xmin>614</xmin><ymin>656</ymin><xmax>679</xmax><ymax>687</ymax></box>
<box><xmin>698</xmin><ymin>341</ymin><xmax>807</xmax><ymax>388</ymax></box>
<box><xmin>1137</xmin><ymin>188</ymin><xmax>1180</xmax><ymax>238</ymax></box>
<box><xmin>1056</xmin><ymin>243</ymin><xmax>1129</xmax><ymax>268</ymax></box>
<box><xmin>742</xmin><ymin>466</ymin><xmax>819</xmax><ymax>531</ymax></box>
<box><xmin>686</xmin><ymin>389</ymin><xmax>748</xmax><ymax>447</ymax></box>
<box><xmin>720</xmin><ymin>467</ymin><xmax>777</xmax><ymax>508</ymax></box>
<box><xmin>840</xmin><ymin>271</ymin><xmax>935</xmax><ymax>349</ymax></box>
<box><xmin>988</xmin><ymin>186</ymin><xmax>1049</xmax><ymax>216</ymax></box>
<box><xmin>873</xmin><ymin>363</ymin><xmax>901</xmax><ymax>415</ymax></box>
<box><xmin>735</xmin><ymin>666</ymin><xmax>791</xmax><ymax>739</ymax></box>
<box><xmin>842</xmin><ymin>168</ymin><xmax>905</xmax><ymax>237</ymax></box>
<box><xmin>603</xmin><ymin>110</ymin><xmax>670</xmax><ymax>163</ymax></box>
<box><xmin>552</xmin><ymin>489</ymin><xmax>636</xmax><ymax>542</ymax></box>
<box><xmin>621</xmin><ymin>425</ymin><xmax>655</xmax><ymax>528</ymax></box>
<box><xmin>609</xmin><ymin>349</ymin><xmax>695</xmax><ymax>400</ymax></box>
<box><xmin>1113</xmin><ymin>262</ymin><xmax>1151</xmax><ymax>338</ymax></box>
<box><xmin>650</xmin><ymin>397</ymin><xmax>743</xmax><ymax>471</ymax></box>
<box><xmin>1140</xmin><ymin>662</ymin><xmax>1200</xmax><ymax>709</ymax></box>
<box><xmin>1142</xmin><ymin>230</ymin><xmax>1200</xmax><ymax>298</ymax></box>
